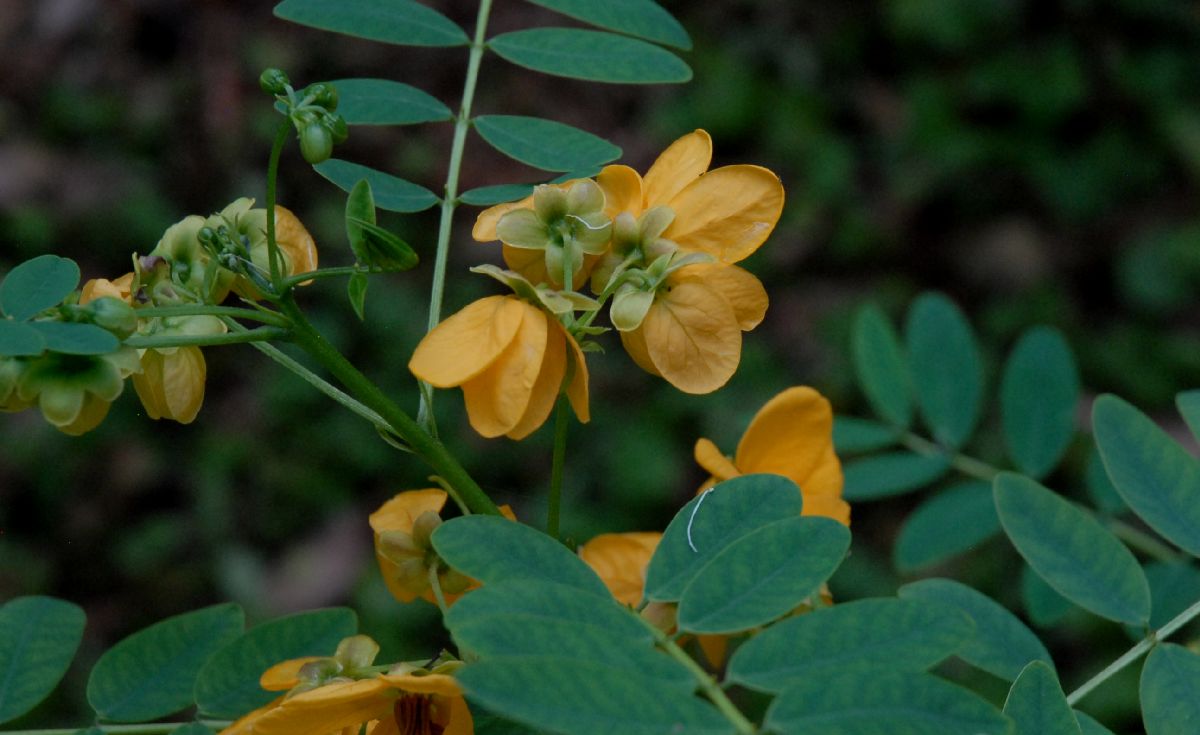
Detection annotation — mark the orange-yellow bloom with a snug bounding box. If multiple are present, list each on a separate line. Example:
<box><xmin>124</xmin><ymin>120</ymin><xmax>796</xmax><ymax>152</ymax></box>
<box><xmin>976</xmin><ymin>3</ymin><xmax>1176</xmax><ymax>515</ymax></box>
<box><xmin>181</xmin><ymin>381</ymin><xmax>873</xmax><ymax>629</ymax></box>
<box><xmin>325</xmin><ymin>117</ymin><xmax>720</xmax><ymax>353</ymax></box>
<box><xmin>408</xmin><ymin>295</ymin><xmax>589</xmax><ymax>439</ymax></box>
<box><xmin>578</xmin><ymin>532</ymin><xmax>662</xmax><ymax>607</ymax></box>
<box><xmin>694</xmin><ymin>386</ymin><xmax>849</xmax><ymax>526</ymax></box>
<box><xmin>598</xmin><ymin>130</ymin><xmax>781</xmax><ymax>393</ymax></box>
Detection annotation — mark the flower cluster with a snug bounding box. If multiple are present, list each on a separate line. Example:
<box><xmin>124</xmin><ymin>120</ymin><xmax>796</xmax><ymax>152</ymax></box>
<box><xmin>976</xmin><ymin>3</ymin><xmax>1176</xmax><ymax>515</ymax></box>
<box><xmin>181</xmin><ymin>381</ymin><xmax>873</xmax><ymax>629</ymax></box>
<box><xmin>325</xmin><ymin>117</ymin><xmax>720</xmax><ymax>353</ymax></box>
<box><xmin>411</xmin><ymin>130</ymin><xmax>784</xmax><ymax>439</ymax></box>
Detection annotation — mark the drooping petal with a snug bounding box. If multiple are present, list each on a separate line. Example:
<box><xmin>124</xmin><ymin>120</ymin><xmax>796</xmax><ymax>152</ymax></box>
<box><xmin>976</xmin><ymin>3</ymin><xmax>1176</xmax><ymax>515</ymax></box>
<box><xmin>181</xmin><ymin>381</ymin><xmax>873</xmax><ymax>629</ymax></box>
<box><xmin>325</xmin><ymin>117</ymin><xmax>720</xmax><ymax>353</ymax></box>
<box><xmin>369</xmin><ymin>489</ymin><xmax>448</xmax><ymax>535</ymax></box>
<box><xmin>804</xmin><ymin>494</ymin><xmax>851</xmax><ymax>526</ymax></box>
<box><xmin>502</xmin><ymin>243</ymin><xmax>591</xmax><ymax>290</ymax></box>
<box><xmin>664</xmin><ymin>164</ymin><xmax>784</xmax><ymax>264</ymax></box>
<box><xmin>674</xmin><ymin>263</ymin><xmax>768</xmax><ymax>331</ymax></box>
<box><xmin>578</xmin><ymin>532</ymin><xmax>661</xmax><ymax>606</ymax></box>
<box><xmin>641</xmin><ymin>280</ymin><xmax>741</xmax><ymax>394</ymax></box>
<box><xmin>563</xmin><ymin>324</ymin><xmax>590</xmax><ymax>424</ymax></box>
<box><xmin>461</xmin><ymin>303</ymin><xmax>547</xmax><ymax>438</ymax></box>
<box><xmin>618</xmin><ymin>326</ymin><xmax>660</xmax><ymax>377</ymax></box>
<box><xmin>734</xmin><ymin>386</ymin><xmax>833</xmax><ymax>489</ymax></box>
<box><xmin>693</xmin><ymin>437</ymin><xmax>741</xmax><ymax>483</ymax></box>
<box><xmin>160</xmin><ymin>345</ymin><xmax>206</xmax><ymax>423</ymax></box>
<box><xmin>643</xmin><ymin>129</ymin><xmax>712</xmax><ymax>208</ymax></box>
<box><xmin>408</xmin><ymin>296</ymin><xmax>525</xmax><ymax>387</ymax></box>
<box><xmin>506</xmin><ymin>320</ymin><xmax>566</xmax><ymax>440</ymax></box>
<box><xmin>59</xmin><ymin>395</ymin><xmax>112</xmax><ymax>436</ymax></box>
<box><xmin>596</xmin><ymin>164</ymin><xmax>645</xmax><ymax>218</ymax></box>
<box><xmin>442</xmin><ymin>694</ymin><xmax>474</xmax><ymax>735</ymax></box>
<box><xmin>378</xmin><ymin>672</ymin><xmax>463</xmax><ymax>697</ymax></box>
<box><xmin>252</xmin><ymin>679</ymin><xmax>392</xmax><ymax>735</ymax></box>
<box><xmin>275</xmin><ymin>205</ymin><xmax>319</xmax><ymax>279</ymax></box>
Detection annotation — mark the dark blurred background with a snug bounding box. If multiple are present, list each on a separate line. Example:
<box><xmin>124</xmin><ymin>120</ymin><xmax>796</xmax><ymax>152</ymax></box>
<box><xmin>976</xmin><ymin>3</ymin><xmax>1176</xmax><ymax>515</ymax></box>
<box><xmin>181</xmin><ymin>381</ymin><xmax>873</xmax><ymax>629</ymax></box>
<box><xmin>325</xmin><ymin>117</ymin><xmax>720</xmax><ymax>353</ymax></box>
<box><xmin>3</xmin><ymin>0</ymin><xmax>1200</xmax><ymax>730</ymax></box>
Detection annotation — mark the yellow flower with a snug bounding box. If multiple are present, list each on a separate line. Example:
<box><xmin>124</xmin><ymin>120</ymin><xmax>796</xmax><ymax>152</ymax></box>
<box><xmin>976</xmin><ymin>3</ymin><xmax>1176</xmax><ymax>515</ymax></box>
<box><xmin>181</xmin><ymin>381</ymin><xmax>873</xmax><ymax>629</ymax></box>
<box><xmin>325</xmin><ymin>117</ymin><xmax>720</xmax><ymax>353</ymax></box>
<box><xmin>131</xmin><ymin>344</ymin><xmax>208</xmax><ymax>423</ymax></box>
<box><xmin>597</xmin><ymin>130</ymin><xmax>782</xmax><ymax>393</ymax></box>
<box><xmin>694</xmin><ymin>386</ymin><xmax>850</xmax><ymax>526</ymax></box>
<box><xmin>578</xmin><ymin>532</ymin><xmax>662</xmax><ymax>607</ymax></box>
<box><xmin>408</xmin><ymin>295</ymin><xmax>589</xmax><ymax>439</ymax></box>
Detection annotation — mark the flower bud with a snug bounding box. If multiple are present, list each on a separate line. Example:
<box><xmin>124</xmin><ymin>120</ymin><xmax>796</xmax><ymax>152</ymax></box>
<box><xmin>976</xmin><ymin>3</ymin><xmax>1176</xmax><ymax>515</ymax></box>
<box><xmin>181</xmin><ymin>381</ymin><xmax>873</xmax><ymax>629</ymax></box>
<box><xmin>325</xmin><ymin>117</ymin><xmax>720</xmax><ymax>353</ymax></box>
<box><xmin>333</xmin><ymin>634</ymin><xmax>380</xmax><ymax>672</ymax></box>
<box><xmin>299</xmin><ymin>122</ymin><xmax>333</xmax><ymax>164</ymax></box>
<box><xmin>411</xmin><ymin>510</ymin><xmax>442</xmax><ymax>551</ymax></box>
<box><xmin>259</xmin><ymin>68</ymin><xmax>290</xmax><ymax>95</ymax></box>
<box><xmin>305</xmin><ymin>83</ymin><xmax>338</xmax><ymax>111</ymax></box>
<box><xmin>84</xmin><ymin>296</ymin><xmax>138</xmax><ymax>339</ymax></box>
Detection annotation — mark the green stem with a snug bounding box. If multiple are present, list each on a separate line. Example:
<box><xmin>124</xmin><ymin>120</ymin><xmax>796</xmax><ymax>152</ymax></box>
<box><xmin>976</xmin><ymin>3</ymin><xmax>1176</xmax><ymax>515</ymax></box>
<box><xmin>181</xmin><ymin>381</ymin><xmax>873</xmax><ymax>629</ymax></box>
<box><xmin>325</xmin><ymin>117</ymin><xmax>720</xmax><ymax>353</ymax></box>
<box><xmin>135</xmin><ymin>304</ymin><xmax>288</xmax><ymax>327</ymax></box>
<box><xmin>281</xmin><ymin>265</ymin><xmax>367</xmax><ymax>290</ymax></box>
<box><xmin>264</xmin><ymin>119</ymin><xmax>291</xmax><ymax>291</ymax></box>
<box><xmin>1067</xmin><ymin>596</ymin><xmax>1200</xmax><ymax>705</ymax></box>
<box><xmin>428</xmin><ymin>563</ymin><xmax>451</xmax><ymax>617</ymax></box>
<box><xmin>417</xmin><ymin>0</ymin><xmax>495</xmax><ymax>431</ymax></box>
<box><xmin>124</xmin><ymin>326</ymin><xmax>289</xmax><ymax>349</ymax></box>
<box><xmin>643</xmin><ymin>623</ymin><xmax>756</xmax><ymax>735</ymax></box>
<box><xmin>3</xmin><ymin>722</ymin><xmax>230</xmax><ymax>735</ymax></box>
<box><xmin>547</xmin><ymin>394</ymin><xmax>570</xmax><ymax>538</ymax></box>
<box><xmin>278</xmin><ymin>296</ymin><xmax>500</xmax><ymax>516</ymax></box>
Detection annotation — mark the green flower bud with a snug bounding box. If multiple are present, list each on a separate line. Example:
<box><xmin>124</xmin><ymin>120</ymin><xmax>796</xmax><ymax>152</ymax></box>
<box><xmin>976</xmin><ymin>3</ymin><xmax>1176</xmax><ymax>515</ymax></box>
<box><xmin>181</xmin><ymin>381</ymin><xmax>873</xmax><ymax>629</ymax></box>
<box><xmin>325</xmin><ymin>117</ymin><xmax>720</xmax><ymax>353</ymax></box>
<box><xmin>410</xmin><ymin>510</ymin><xmax>442</xmax><ymax>551</ymax></box>
<box><xmin>258</xmin><ymin>68</ymin><xmax>290</xmax><ymax>95</ymax></box>
<box><xmin>610</xmin><ymin>284</ymin><xmax>655</xmax><ymax>332</ymax></box>
<box><xmin>333</xmin><ymin>634</ymin><xmax>380</xmax><ymax>672</ymax></box>
<box><xmin>299</xmin><ymin>122</ymin><xmax>333</xmax><ymax>164</ymax></box>
<box><xmin>330</xmin><ymin>114</ymin><xmax>348</xmax><ymax>144</ymax></box>
<box><xmin>85</xmin><ymin>297</ymin><xmax>138</xmax><ymax>339</ymax></box>
<box><xmin>305</xmin><ymin>83</ymin><xmax>338</xmax><ymax>111</ymax></box>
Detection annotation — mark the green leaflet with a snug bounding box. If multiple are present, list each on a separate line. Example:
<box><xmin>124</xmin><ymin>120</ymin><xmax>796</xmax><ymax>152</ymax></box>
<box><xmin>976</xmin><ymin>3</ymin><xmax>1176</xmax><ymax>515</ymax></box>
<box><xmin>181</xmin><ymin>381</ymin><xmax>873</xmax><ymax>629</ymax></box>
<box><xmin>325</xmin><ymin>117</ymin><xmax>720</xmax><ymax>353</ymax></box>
<box><xmin>994</xmin><ymin>473</ymin><xmax>1150</xmax><ymax>626</ymax></box>
<box><xmin>1093</xmin><ymin>393</ymin><xmax>1200</xmax><ymax>557</ymax></box>
<box><xmin>726</xmin><ymin>597</ymin><xmax>974</xmax><ymax>693</ymax></box>
<box><xmin>459</xmin><ymin>184</ymin><xmax>536</xmax><ymax>206</ymax></box>
<box><xmin>999</xmin><ymin>327</ymin><xmax>1080</xmax><ymax>479</ymax></box>
<box><xmin>28</xmin><ymin>322</ymin><xmax>118</xmax><ymax>356</ymax></box>
<box><xmin>489</xmin><ymin>28</ymin><xmax>691</xmax><ymax>84</ymax></box>
<box><xmin>474</xmin><ymin>115</ymin><xmax>622</xmax><ymax>172</ymax></box>
<box><xmin>1021</xmin><ymin>563</ymin><xmax>1075</xmax><ymax>628</ymax></box>
<box><xmin>193</xmin><ymin>607</ymin><xmax>358</xmax><ymax>719</ymax></box>
<box><xmin>842</xmin><ymin>450</ymin><xmax>950</xmax><ymax>501</ymax></box>
<box><xmin>273</xmin><ymin>0</ymin><xmax>468</xmax><ymax>47</ymax></box>
<box><xmin>894</xmin><ymin>481</ymin><xmax>1000</xmax><ymax>571</ymax></box>
<box><xmin>1003</xmin><ymin>661</ymin><xmax>1082</xmax><ymax>735</ymax></box>
<box><xmin>900</xmin><ymin>578</ymin><xmax>1052</xmax><ymax>682</ymax></box>
<box><xmin>0</xmin><ymin>320</ymin><xmax>45</xmax><ymax>357</ymax></box>
<box><xmin>0</xmin><ymin>597</ymin><xmax>86</xmax><ymax>725</ymax></box>
<box><xmin>1177</xmin><ymin>389</ymin><xmax>1200</xmax><ymax>443</ymax></box>
<box><xmin>1074</xmin><ymin>711</ymin><xmax>1116</xmax><ymax>735</ymax></box>
<box><xmin>676</xmin><ymin>516</ymin><xmax>850</xmax><ymax>634</ymax></box>
<box><xmin>906</xmin><ymin>292</ymin><xmax>984</xmax><ymax>449</ymax></box>
<box><xmin>832</xmin><ymin>416</ymin><xmax>900</xmax><ymax>455</ymax></box>
<box><xmin>1140</xmin><ymin>643</ymin><xmax>1200</xmax><ymax>735</ymax></box>
<box><xmin>524</xmin><ymin>0</ymin><xmax>691</xmax><ymax>49</ymax></box>
<box><xmin>0</xmin><ymin>254</ymin><xmax>80</xmax><ymax>321</ymax></box>
<box><xmin>314</xmin><ymin>159</ymin><xmax>439</xmax><ymax>213</ymax></box>
<box><xmin>851</xmin><ymin>303</ymin><xmax>913</xmax><ymax>429</ymax></box>
<box><xmin>644</xmin><ymin>474</ymin><xmax>804</xmax><ymax>602</ymax></box>
<box><xmin>764</xmin><ymin>670</ymin><xmax>1012</xmax><ymax>735</ymax></box>
<box><xmin>330</xmin><ymin>78</ymin><xmax>452</xmax><ymax>125</ymax></box>
<box><xmin>432</xmin><ymin>515</ymin><xmax>609</xmax><ymax>596</ymax></box>
<box><xmin>86</xmin><ymin>603</ymin><xmax>244</xmax><ymax>722</ymax></box>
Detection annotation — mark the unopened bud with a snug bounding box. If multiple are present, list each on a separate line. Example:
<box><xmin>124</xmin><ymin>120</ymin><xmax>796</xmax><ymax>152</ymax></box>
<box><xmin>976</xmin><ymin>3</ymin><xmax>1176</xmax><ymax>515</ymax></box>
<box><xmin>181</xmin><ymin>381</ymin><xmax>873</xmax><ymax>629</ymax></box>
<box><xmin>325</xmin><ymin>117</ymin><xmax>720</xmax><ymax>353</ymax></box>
<box><xmin>85</xmin><ymin>297</ymin><xmax>138</xmax><ymax>339</ymax></box>
<box><xmin>259</xmin><ymin>68</ymin><xmax>290</xmax><ymax>95</ymax></box>
<box><xmin>411</xmin><ymin>510</ymin><xmax>442</xmax><ymax>550</ymax></box>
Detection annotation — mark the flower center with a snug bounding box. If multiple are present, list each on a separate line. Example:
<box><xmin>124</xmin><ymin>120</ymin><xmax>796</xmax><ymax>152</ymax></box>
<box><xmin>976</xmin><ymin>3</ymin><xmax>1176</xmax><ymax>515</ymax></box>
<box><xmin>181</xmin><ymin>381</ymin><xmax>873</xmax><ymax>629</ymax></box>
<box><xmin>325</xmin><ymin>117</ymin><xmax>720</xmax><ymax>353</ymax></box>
<box><xmin>393</xmin><ymin>693</ymin><xmax>444</xmax><ymax>735</ymax></box>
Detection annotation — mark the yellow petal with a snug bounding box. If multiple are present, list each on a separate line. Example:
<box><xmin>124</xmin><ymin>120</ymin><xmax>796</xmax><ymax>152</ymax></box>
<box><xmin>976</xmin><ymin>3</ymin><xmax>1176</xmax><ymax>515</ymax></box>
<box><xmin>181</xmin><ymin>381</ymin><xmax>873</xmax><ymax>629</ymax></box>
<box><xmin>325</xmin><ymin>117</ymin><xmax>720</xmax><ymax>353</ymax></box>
<box><xmin>409</xmin><ymin>296</ymin><xmax>525</xmax><ymax>387</ymax></box>
<box><xmin>502</xmin><ymin>243</ymin><xmax>593</xmax><ymax>290</ymax></box>
<box><xmin>674</xmin><ymin>263</ymin><xmax>768</xmax><ymax>331</ymax></box>
<box><xmin>596</xmin><ymin>164</ymin><xmax>645</xmax><ymax>218</ymax></box>
<box><xmin>641</xmin><ymin>280</ymin><xmax>741</xmax><ymax>394</ymax></box>
<box><xmin>578</xmin><ymin>532</ymin><xmax>661</xmax><ymax>606</ymax></box>
<box><xmin>643</xmin><ymin>130</ymin><xmax>712</xmax><ymax>208</ymax></box>
<box><xmin>80</xmin><ymin>273</ymin><xmax>134</xmax><ymax>305</ymax></box>
<box><xmin>260</xmin><ymin>657</ymin><xmax>325</xmax><ymax>691</ymax></box>
<box><xmin>618</xmin><ymin>325</ymin><xmax>660</xmax><ymax>377</ymax></box>
<box><xmin>696</xmin><ymin>634</ymin><xmax>728</xmax><ymax>669</ymax></box>
<box><xmin>664</xmin><ymin>164</ymin><xmax>784</xmax><ymax>264</ymax></box>
<box><xmin>132</xmin><ymin>351</ymin><xmax>167</xmax><ymax>420</ymax></box>
<box><xmin>461</xmin><ymin>303</ymin><xmax>547</xmax><ymax>438</ymax></box>
<box><xmin>160</xmin><ymin>345</ymin><xmax>206</xmax><ymax>424</ymax></box>
<box><xmin>506</xmin><ymin>319</ymin><xmax>566</xmax><ymax>440</ymax></box>
<box><xmin>693</xmin><ymin>437</ymin><xmax>740</xmax><ymax>483</ymax></box>
<box><xmin>734</xmin><ymin>386</ymin><xmax>833</xmax><ymax>489</ymax></box>
<box><xmin>563</xmin><ymin>324</ymin><xmax>590</xmax><ymax>424</ymax></box>
<box><xmin>253</xmin><ymin>679</ymin><xmax>391</xmax><ymax>735</ymax></box>
<box><xmin>369</xmin><ymin>489</ymin><xmax>448</xmax><ymax>535</ymax></box>
<box><xmin>473</xmin><ymin>195</ymin><xmax>535</xmax><ymax>242</ymax></box>
<box><xmin>58</xmin><ymin>395</ymin><xmax>112</xmax><ymax>436</ymax></box>
<box><xmin>275</xmin><ymin>205</ymin><xmax>319</xmax><ymax>282</ymax></box>
<box><xmin>378</xmin><ymin>672</ymin><xmax>463</xmax><ymax>697</ymax></box>
<box><xmin>442</xmin><ymin>694</ymin><xmax>474</xmax><ymax>735</ymax></box>
<box><xmin>218</xmin><ymin>696</ymin><xmax>283</xmax><ymax>735</ymax></box>
<box><xmin>804</xmin><ymin>494</ymin><xmax>851</xmax><ymax>527</ymax></box>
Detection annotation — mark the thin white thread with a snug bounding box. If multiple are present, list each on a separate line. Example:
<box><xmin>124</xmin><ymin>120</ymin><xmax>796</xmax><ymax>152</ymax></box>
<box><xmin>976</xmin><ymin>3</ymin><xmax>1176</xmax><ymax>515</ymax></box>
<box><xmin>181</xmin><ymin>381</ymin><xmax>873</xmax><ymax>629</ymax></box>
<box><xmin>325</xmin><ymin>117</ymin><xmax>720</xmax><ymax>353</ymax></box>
<box><xmin>686</xmin><ymin>487</ymin><xmax>716</xmax><ymax>552</ymax></box>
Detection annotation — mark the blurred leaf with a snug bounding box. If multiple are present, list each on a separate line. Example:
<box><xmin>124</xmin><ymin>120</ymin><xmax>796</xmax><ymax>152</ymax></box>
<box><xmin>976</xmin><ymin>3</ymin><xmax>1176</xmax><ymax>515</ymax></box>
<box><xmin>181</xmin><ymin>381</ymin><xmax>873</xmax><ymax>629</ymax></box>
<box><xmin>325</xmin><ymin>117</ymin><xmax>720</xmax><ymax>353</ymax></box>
<box><xmin>764</xmin><ymin>671</ymin><xmax>1011</xmax><ymax>735</ymax></box>
<box><xmin>842</xmin><ymin>451</ymin><xmax>950</xmax><ymax>501</ymax></box>
<box><xmin>1000</xmin><ymin>327</ymin><xmax>1080</xmax><ymax>479</ymax></box>
<box><xmin>1140</xmin><ymin>561</ymin><xmax>1200</xmax><ymax>632</ymax></box>
<box><xmin>1140</xmin><ymin>643</ymin><xmax>1200</xmax><ymax>735</ymax></box>
<box><xmin>906</xmin><ymin>292</ymin><xmax>984</xmax><ymax>449</ymax></box>
<box><xmin>900</xmin><ymin>578</ymin><xmax>1052</xmax><ymax>682</ymax></box>
<box><xmin>194</xmin><ymin>607</ymin><xmax>357</xmax><ymax>719</ymax></box>
<box><xmin>676</xmin><ymin>516</ymin><xmax>850</xmax><ymax>634</ymax></box>
<box><xmin>432</xmin><ymin>515</ymin><xmax>608</xmax><ymax>596</ymax></box>
<box><xmin>1178</xmin><ymin>390</ymin><xmax>1200</xmax><ymax>443</ymax></box>
<box><xmin>489</xmin><ymin>29</ymin><xmax>691</xmax><ymax>84</ymax></box>
<box><xmin>0</xmin><ymin>254</ymin><xmax>80</xmax><ymax>321</ymax></box>
<box><xmin>1093</xmin><ymin>394</ymin><xmax>1200</xmax><ymax>557</ymax></box>
<box><xmin>1021</xmin><ymin>564</ymin><xmax>1075</xmax><ymax>628</ymax></box>
<box><xmin>1084</xmin><ymin>446</ymin><xmax>1126</xmax><ymax>515</ymax></box>
<box><xmin>0</xmin><ymin>597</ymin><xmax>86</xmax><ymax>725</ymax></box>
<box><xmin>474</xmin><ymin>115</ymin><xmax>622</xmax><ymax>172</ymax></box>
<box><xmin>894</xmin><ymin>481</ymin><xmax>1000</xmax><ymax>571</ymax></box>
<box><xmin>87</xmin><ymin>603</ymin><xmax>244</xmax><ymax>722</ymax></box>
<box><xmin>645</xmin><ymin>474</ymin><xmax>803</xmax><ymax>602</ymax></box>
<box><xmin>29</xmin><ymin>322</ymin><xmax>118</xmax><ymax>355</ymax></box>
<box><xmin>273</xmin><ymin>0</ymin><xmax>468</xmax><ymax>47</ymax></box>
<box><xmin>727</xmin><ymin>598</ymin><xmax>974</xmax><ymax>694</ymax></box>
<box><xmin>1074</xmin><ymin>711</ymin><xmax>1116</xmax><ymax>735</ymax></box>
<box><xmin>330</xmin><ymin>78</ymin><xmax>452</xmax><ymax>125</ymax></box>
<box><xmin>851</xmin><ymin>303</ymin><xmax>913</xmax><ymax>429</ymax></box>
<box><xmin>1003</xmin><ymin>661</ymin><xmax>1081</xmax><ymax>735</ymax></box>
<box><xmin>524</xmin><ymin>0</ymin><xmax>691</xmax><ymax>49</ymax></box>
<box><xmin>314</xmin><ymin>160</ymin><xmax>438</xmax><ymax>213</ymax></box>
<box><xmin>832</xmin><ymin>416</ymin><xmax>900</xmax><ymax>454</ymax></box>
<box><xmin>347</xmin><ymin>272</ymin><xmax>368</xmax><ymax>321</ymax></box>
<box><xmin>994</xmin><ymin>473</ymin><xmax>1150</xmax><ymax>625</ymax></box>
<box><xmin>458</xmin><ymin>657</ymin><xmax>733</xmax><ymax>735</ymax></box>
<box><xmin>0</xmin><ymin>321</ymin><xmax>46</xmax><ymax>357</ymax></box>
<box><xmin>459</xmin><ymin>184</ymin><xmax>535</xmax><ymax>206</ymax></box>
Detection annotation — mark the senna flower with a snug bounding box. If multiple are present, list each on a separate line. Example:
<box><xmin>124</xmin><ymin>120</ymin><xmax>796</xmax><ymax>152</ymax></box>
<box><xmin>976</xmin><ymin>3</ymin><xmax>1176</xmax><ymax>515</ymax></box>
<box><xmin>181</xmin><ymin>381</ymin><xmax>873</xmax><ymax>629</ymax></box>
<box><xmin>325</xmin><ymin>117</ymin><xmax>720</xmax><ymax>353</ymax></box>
<box><xmin>408</xmin><ymin>293</ymin><xmax>589</xmax><ymax>439</ymax></box>
<box><xmin>694</xmin><ymin>386</ymin><xmax>850</xmax><ymax>526</ymax></box>
<box><xmin>370</xmin><ymin>489</ymin><xmax>472</xmax><ymax>606</ymax></box>
<box><xmin>12</xmin><ymin>348</ymin><xmax>141</xmax><ymax>435</ymax></box>
<box><xmin>597</xmin><ymin>130</ymin><xmax>782</xmax><ymax>393</ymax></box>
